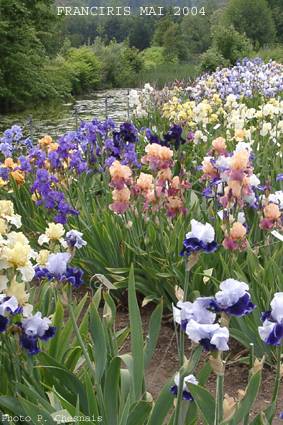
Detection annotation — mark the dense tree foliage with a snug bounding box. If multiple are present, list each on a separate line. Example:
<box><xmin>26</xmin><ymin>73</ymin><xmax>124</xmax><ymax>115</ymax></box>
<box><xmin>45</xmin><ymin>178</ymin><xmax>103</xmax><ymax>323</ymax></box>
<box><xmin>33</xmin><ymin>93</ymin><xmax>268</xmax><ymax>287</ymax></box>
<box><xmin>224</xmin><ymin>0</ymin><xmax>276</xmax><ymax>48</ymax></box>
<box><xmin>0</xmin><ymin>0</ymin><xmax>60</xmax><ymax>110</ymax></box>
<box><xmin>267</xmin><ymin>0</ymin><xmax>283</xmax><ymax>43</ymax></box>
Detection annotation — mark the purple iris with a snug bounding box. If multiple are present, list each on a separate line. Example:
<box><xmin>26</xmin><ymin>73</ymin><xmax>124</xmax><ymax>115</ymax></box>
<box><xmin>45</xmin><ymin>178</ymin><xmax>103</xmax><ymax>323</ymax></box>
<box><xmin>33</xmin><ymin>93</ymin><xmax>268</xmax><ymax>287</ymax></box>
<box><xmin>146</xmin><ymin>128</ymin><xmax>161</xmax><ymax>145</ymax></box>
<box><xmin>105</xmin><ymin>122</ymin><xmax>140</xmax><ymax>168</ymax></box>
<box><xmin>64</xmin><ymin>267</ymin><xmax>84</xmax><ymax>288</ymax></box>
<box><xmin>0</xmin><ymin>167</ymin><xmax>9</xmax><ymax>181</ymax></box>
<box><xmin>19</xmin><ymin>156</ymin><xmax>32</xmax><ymax>172</ymax></box>
<box><xmin>0</xmin><ymin>315</ymin><xmax>9</xmax><ymax>333</ymax></box>
<box><xmin>202</xmin><ymin>186</ymin><xmax>213</xmax><ymax>198</ymax></box>
<box><xmin>31</xmin><ymin>169</ymin><xmax>78</xmax><ymax>223</ymax></box>
<box><xmin>34</xmin><ymin>266</ymin><xmax>52</xmax><ymax>280</ymax></box>
<box><xmin>163</xmin><ymin>124</ymin><xmax>185</xmax><ymax>150</ymax></box>
<box><xmin>35</xmin><ymin>264</ymin><xmax>84</xmax><ymax>288</ymax></box>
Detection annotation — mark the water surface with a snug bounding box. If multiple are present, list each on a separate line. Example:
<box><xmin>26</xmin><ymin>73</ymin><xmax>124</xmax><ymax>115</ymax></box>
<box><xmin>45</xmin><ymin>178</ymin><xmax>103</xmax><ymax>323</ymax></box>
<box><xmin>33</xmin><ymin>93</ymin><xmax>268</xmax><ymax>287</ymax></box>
<box><xmin>0</xmin><ymin>89</ymin><xmax>132</xmax><ymax>139</ymax></box>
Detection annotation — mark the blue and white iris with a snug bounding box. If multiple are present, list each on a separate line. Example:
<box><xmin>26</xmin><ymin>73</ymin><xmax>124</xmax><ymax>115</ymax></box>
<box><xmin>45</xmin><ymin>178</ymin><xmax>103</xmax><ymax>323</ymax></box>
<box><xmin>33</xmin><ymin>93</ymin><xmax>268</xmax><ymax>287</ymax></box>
<box><xmin>65</xmin><ymin>230</ymin><xmax>87</xmax><ymax>249</ymax></box>
<box><xmin>185</xmin><ymin>320</ymin><xmax>229</xmax><ymax>351</ymax></box>
<box><xmin>0</xmin><ymin>295</ymin><xmax>19</xmax><ymax>332</ymax></box>
<box><xmin>173</xmin><ymin>298</ymin><xmax>216</xmax><ymax>331</ymax></box>
<box><xmin>35</xmin><ymin>252</ymin><xmax>84</xmax><ymax>288</ymax></box>
<box><xmin>20</xmin><ymin>312</ymin><xmax>56</xmax><ymax>355</ymax></box>
<box><xmin>170</xmin><ymin>373</ymin><xmax>198</xmax><ymax>401</ymax></box>
<box><xmin>210</xmin><ymin>279</ymin><xmax>255</xmax><ymax>316</ymax></box>
<box><xmin>174</xmin><ymin>279</ymin><xmax>255</xmax><ymax>351</ymax></box>
<box><xmin>259</xmin><ymin>293</ymin><xmax>283</xmax><ymax>346</ymax></box>
<box><xmin>181</xmin><ymin>220</ymin><xmax>218</xmax><ymax>256</ymax></box>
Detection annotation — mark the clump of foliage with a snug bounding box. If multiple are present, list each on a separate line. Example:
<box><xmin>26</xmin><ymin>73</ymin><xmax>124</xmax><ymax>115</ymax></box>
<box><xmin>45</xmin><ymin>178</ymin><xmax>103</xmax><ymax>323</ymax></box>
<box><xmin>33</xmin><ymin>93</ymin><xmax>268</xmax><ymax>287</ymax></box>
<box><xmin>200</xmin><ymin>48</ymin><xmax>229</xmax><ymax>72</ymax></box>
<box><xmin>92</xmin><ymin>39</ymin><xmax>144</xmax><ymax>88</ymax></box>
<box><xmin>210</xmin><ymin>25</ymin><xmax>253</xmax><ymax>67</ymax></box>
<box><xmin>140</xmin><ymin>47</ymin><xmax>166</xmax><ymax>69</ymax></box>
<box><xmin>64</xmin><ymin>47</ymin><xmax>101</xmax><ymax>94</ymax></box>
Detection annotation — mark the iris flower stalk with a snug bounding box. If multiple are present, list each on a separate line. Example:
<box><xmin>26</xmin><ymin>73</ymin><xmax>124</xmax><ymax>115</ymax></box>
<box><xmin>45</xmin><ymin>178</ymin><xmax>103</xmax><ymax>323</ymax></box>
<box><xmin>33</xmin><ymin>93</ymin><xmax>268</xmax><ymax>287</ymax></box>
<box><xmin>214</xmin><ymin>352</ymin><xmax>224</xmax><ymax>425</ymax></box>
<box><xmin>67</xmin><ymin>287</ymin><xmax>96</xmax><ymax>380</ymax></box>
<box><xmin>67</xmin><ymin>286</ymin><xmax>106</xmax><ymax>413</ymax></box>
<box><xmin>243</xmin><ymin>343</ymin><xmax>255</xmax><ymax>425</ymax></box>
<box><xmin>179</xmin><ymin>259</ymin><xmax>191</xmax><ymax>368</ymax></box>
<box><xmin>272</xmin><ymin>345</ymin><xmax>282</xmax><ymax>422</ymax></box>
<box><xmin>173</xmin><ymin>261</ymin><xmax>193</xmax><ymax>425</ymax></box>
<box><xmin>173</xmin><ymin>346</ymin><xmax>202</xmax><ymax>425</ymax></box>
<box><xmin>174</xmin><ymin>257</ymin><xmax>202</xmax><ymax>425</ymax></box>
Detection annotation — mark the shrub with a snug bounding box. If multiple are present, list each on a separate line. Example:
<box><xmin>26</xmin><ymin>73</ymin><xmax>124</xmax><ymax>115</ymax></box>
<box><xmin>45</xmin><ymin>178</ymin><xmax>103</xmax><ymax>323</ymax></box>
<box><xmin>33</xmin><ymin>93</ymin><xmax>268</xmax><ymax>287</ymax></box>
<box><xmin>200</xmin><ymin>47</ymin><xmax>229</xmax><ymax>72</ymax></box>
<box><xmin>43</xmin><ymin>56</ymin><xmax>74</xmax><ymax>100</ymax></box>
<box><xmin>140</xmin><ymin>46</ymin><xmax>166</xmax><ymax>70</ymax></box>
<box><xmin>92</xmin><ymin>39</ymin><xmax>144</xmax><ymax>88</ymax></box>
<box><xmin>64</xmin><ymin>47</ymin><xmax>101</xmax><ymax>95</ymax></box>
<box><xmin>212</xmin><ymin>25</ymin><xmax>253</xmax><ymax>65</ymax></box>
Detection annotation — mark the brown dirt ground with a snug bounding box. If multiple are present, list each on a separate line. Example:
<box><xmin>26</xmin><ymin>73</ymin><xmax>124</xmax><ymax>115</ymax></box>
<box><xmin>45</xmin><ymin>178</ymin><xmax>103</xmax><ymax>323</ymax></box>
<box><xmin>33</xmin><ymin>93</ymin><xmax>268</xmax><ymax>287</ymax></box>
<box><xmin>116</xmin><ymin>308</ymin><xmax>282</xmax><ymax>425</ymax></box>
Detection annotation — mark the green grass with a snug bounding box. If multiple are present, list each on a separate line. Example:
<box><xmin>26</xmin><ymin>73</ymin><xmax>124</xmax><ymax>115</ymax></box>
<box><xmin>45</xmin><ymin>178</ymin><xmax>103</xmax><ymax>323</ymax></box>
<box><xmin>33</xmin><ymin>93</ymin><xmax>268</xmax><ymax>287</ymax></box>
<box><xmin>137</xmin><ymin>62</ymin><xmax>199</xmax><ymax>88</ymax></box>
<box><xmin>253</xmin><ymin>44</ymin><xmax>283</xmax><ymax>64</ymax></box>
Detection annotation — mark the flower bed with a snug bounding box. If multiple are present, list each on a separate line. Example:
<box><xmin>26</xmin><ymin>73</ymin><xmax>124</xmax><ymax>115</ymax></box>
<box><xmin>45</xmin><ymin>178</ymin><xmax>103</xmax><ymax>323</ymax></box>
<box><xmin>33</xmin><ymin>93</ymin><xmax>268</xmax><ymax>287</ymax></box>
<box><xmin>0</xmin><ymin>57</ymin><xmax>282</xmax><ymax>423</ymax></box>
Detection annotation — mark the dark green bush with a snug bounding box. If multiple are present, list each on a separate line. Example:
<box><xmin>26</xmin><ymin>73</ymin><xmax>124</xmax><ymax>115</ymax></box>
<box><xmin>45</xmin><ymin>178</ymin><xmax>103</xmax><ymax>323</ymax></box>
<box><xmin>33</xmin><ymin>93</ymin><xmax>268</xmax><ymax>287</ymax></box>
<box><xmin>212</xmin><ymin>25</ymin><xmax>253</xmax><ymax>65</ymax></box>
<box><xmin>200</xmin><ymin>47</ymin><xmax>229</xmax><ymax>72</ymax></box>
<box><xmin>92</xmin><ymin>39</ymin><xmax>144</xmax><ymax>88</ymax></box>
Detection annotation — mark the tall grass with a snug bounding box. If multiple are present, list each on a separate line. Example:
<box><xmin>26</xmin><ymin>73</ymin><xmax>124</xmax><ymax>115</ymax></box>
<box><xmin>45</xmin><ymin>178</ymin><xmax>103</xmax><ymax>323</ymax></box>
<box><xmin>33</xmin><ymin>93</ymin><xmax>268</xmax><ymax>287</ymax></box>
<box><xmin>137</xmin><ymin>63</ymin><xmax>199</xmax><ymax>88</ymax></box>
<box><xmin>253</xmin><ymin>45</ymin><xmax>283</xmax><ymax>64</ymax></box>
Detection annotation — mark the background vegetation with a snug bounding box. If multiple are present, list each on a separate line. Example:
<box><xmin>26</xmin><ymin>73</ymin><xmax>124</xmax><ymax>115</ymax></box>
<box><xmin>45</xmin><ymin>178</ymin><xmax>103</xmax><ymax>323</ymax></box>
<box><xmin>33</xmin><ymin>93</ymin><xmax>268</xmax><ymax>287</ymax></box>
<box><xmin>0</xmin><ymin>0</ymin><xmax>282</xmax><ymax>112</ymax></box>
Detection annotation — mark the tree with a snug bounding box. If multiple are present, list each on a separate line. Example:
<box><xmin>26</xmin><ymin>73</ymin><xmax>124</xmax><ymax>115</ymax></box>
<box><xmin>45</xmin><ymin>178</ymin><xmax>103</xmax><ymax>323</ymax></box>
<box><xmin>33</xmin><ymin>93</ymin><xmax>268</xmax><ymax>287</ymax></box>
<box><xmin>128</xmin><ymin>18</ymin><xmax>154</xmax><ymax>50</ymax></box>
<box><xmin>152</xmin><ymin>16</ymin><xmax>173</xmax><ymax>46</ymax></box>
<box><xmin>267</xmin><ymin>0</ymin><xmax>283</xmax><ymax>42</ymax></box>
<box><xmin>181</xmin><ymin>14</ymin><xmax>212</xmax><ymax>55</ymax></box>
<box><xmin>163</xmin><ymin>22</ymin><xmax>188</xmax><ymax>62</ymax></box>
<box><xmin>153</xmin><ymin>18</ymin><xmax>188</xmax><ymax>63</ymax></box>
<box><xmin>140</xmin><ymin>46</ymin><xmax>165</xmax><ymax>69</ymax></box>
<box><xmin>224</xmin><ymin>0</ymin><xmax>276</xmax><ymax>48</ymax></box>
<box><xmin>0</xmin><ymin>0</ymin><xmax>61</xmax><ymax>111</ymax></box>
<box><xmin>101</xmin><ymin>16</ymin><xmax>131</xmax><ymax>43</ymax></box>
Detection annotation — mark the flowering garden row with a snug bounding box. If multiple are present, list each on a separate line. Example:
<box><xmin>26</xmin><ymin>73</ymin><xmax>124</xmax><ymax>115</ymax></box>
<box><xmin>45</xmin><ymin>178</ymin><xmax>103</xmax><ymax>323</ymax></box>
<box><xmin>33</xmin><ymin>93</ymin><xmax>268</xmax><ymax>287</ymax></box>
<box><xmin>0</xmin><ymin>57</ymin><xmax>282</xmax><ymax>423</ymax></box>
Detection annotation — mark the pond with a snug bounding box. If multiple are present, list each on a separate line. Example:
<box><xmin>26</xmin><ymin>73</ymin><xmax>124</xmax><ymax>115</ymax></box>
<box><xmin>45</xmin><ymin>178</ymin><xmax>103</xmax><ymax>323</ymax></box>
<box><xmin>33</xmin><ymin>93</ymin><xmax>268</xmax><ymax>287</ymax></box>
<box><xmin>0</xmin><ymin>89</ymin><xmax>133</xmax><ymax>139</ymax></box>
